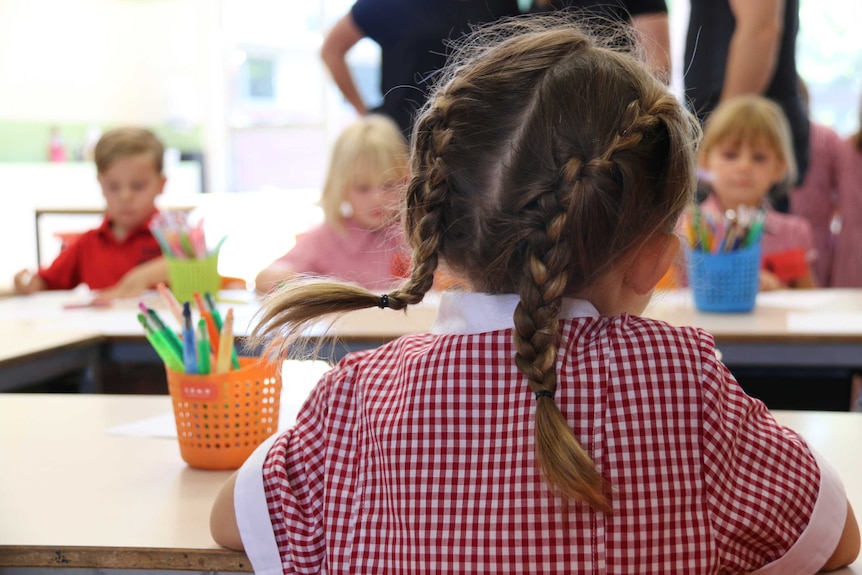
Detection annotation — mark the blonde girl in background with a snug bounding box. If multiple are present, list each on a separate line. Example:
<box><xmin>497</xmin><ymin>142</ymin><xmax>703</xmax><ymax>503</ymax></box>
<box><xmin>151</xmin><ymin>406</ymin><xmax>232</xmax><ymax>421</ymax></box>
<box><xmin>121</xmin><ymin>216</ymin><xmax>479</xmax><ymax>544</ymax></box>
<box><xmin>698</xmin><ymin>95</ymin><xmax>817</xmax><ymax>290</ymax></box>
<box><xmin>254</xmin><ymin>114</ymin><xmax>410</xmax><ymax>294</ymax></box>
<box><xmin>214</xmin><ymin>18</ymin><xmax>858</xmax><ymax>574</ymax></box>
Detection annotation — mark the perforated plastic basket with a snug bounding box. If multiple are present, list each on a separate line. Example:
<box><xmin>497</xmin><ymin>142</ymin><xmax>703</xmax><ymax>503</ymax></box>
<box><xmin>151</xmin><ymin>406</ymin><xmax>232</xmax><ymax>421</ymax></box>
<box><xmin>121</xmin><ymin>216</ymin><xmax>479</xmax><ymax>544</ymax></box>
<box><xmin>166</xmin><ymin>254</ymin><xmax>221</xmax><ymax>305</ymax></box>
<box><xmin>689</xmin><ymin>243</ymin><xmax>761</xmax><ymax>313</ymax></box>
<box><xmin>166</xmin><ymin>357</ymin><xmax>281</xmax><ymax>470</ymax></box>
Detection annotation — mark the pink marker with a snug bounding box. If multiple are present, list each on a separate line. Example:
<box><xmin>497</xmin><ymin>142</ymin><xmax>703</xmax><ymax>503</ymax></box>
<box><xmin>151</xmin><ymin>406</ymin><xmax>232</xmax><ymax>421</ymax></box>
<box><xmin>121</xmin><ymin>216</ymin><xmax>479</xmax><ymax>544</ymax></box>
<box><xmin>156</xmin><ymin>282</ymin><xmax>184</xmax><ymax>327</ymax></box>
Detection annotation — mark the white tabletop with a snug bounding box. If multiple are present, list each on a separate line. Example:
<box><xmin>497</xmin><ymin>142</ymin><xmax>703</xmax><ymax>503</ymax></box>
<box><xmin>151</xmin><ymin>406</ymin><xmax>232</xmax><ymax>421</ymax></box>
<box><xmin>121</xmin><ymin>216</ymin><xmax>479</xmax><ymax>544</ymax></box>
<box><xmin>0</xmin><ymin>389</ymin><xmax>860</xmax><ymax>573</ymax></box>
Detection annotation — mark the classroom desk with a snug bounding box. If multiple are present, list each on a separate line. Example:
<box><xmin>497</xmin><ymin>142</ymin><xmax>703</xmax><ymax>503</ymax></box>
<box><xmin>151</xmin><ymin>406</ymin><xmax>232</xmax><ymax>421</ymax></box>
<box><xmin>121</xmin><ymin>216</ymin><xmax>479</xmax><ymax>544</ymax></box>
<box><xmin>1</xmin><ymin>288</ymin><xmax>862</xmax><ymax>391</ymax></box>
<box><xmin>0</xmin><ymin>392</ymin><xmax>861</xmax><ymax>573</ymax></box>
<box><xmin>645</xmin><ymin>289</ymin><xmax>862</xmax><ymax>369</ymax></box>
<box><xmin>0</xmin><ymin>290</ymin><xmax>440</xmax><ymax>390</ymax></box>
<box><xmin>0</xmin><ymin>326</ymin><xmax>102</xmax><ymax>391</ymax></box>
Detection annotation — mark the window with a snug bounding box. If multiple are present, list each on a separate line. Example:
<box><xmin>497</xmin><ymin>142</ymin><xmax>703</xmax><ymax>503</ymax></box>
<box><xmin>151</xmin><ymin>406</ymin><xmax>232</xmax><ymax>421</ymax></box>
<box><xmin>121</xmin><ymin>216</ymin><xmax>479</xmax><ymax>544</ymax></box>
<box><xmin>221</xmin><ymin>0</ymin><xmax>381</xmax><ymax>192</ymax></box>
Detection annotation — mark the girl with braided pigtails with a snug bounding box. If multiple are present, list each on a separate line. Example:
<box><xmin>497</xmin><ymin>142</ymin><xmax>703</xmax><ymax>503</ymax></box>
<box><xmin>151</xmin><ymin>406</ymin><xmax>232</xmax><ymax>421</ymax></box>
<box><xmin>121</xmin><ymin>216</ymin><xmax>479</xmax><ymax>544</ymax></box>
<box><xmin>210</xmin><ymin>17</ymin><xmax>859</xmax><ymax>575</ymax></box>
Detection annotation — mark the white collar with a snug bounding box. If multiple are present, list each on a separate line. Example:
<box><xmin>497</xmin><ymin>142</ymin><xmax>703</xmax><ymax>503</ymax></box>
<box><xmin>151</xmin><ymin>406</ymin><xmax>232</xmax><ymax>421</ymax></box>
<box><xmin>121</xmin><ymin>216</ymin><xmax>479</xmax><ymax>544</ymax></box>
<box><xmin>430</xmin><ymin>291</ymin><xmax>600</xmax><ymax>335</ymax></box>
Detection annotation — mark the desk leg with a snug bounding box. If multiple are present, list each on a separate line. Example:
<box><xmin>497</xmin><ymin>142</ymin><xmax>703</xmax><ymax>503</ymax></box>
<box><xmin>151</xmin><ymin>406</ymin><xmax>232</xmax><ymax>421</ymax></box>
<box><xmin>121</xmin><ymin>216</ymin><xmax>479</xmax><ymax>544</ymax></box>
<box><xmin>851</xmin><ymin>374</ymin><xmax>862</xmax><ymax>412</ymax></box>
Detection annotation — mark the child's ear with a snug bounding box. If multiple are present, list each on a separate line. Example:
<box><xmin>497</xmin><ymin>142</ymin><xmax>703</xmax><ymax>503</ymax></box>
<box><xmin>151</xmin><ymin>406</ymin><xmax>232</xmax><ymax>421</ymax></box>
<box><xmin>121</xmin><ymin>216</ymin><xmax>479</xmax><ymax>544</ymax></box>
<box><xmin>157</xmin><ymin>175</ymin><xmax>167</xmax><ymax>195</ymax></box>
<box><xmin>624</xmin><ymin>233</ymin><xmax>680</xmax><ymax>296</ymax></box>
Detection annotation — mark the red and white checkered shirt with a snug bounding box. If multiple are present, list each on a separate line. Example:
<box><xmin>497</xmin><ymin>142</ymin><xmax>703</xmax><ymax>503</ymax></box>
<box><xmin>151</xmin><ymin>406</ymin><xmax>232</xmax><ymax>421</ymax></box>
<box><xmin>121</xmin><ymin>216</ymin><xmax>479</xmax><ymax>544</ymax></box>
<box><xmin>234</xmin><ymin>292</ymin><xmax>846</xmax><ymax>575</ymax></box>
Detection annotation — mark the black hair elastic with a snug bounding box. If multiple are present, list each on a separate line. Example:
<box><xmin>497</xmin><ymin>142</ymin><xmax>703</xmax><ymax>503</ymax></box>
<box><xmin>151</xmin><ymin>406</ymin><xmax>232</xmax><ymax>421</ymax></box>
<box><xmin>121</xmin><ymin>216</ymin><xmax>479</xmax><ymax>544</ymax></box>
<box><xmin>378</xmin><ymin>294</ymin><xmax>389</xmax><ymax>309</ymax></box>
<box><xmin>534</xmin><ymin>390</ymin><xmax>554</xmax><ymax>400</ymax></box>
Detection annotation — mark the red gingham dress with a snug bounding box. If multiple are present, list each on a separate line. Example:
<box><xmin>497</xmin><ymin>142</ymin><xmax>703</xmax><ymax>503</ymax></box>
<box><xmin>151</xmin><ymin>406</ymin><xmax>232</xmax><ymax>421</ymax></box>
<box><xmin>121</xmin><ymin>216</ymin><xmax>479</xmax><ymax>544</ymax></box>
<box><xmin>234</xmin><ymin>293</ymin><xmax>846</xmax><ymax>575</ymax></box>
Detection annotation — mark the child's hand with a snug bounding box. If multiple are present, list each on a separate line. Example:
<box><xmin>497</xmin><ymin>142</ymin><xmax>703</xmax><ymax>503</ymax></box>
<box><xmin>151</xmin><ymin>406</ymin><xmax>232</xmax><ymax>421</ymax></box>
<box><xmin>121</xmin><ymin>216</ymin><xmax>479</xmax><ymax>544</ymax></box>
<box><xmin>759</xmin><ymin>269</ymin><xmax>784</xmax><ymax>292</ymax></box>
<box><xmin>92</xmin><ymin>258</ymin><xmax>168</xmax><ymax>304</ymax></box>
<box><xmin>92</xmin><ymin>281</ymin><xmax>147</xmax><ymax>304</ymax></box>
<box><xmin>13</xmin><ymin>269</ymin><xmax>45</xmax><ymax>295</ymax></box>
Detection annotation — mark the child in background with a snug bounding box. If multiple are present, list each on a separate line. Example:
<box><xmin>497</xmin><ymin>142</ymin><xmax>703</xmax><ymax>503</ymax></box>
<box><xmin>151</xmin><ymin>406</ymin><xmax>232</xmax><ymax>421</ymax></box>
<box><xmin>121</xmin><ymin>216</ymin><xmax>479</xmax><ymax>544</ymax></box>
<box><xmin>13</xmin><ymin>127</ymin><xmax>168</xmax><ymax>299</ymax></box>
<box><xmin>211</xmin><ymin>19</ymin><xmax>858</xmax><ymax>574</ymax></box>
<box><xmin>699</xmin><ymin>95</ymin><xmax>817</xmax><ymax>290</ymax></box>
<box><xmin>789</xmin><ymin>77</ymin><xmax>843</xmax><ymax>286</ymax></box>
<box><xmin>831</xmin><ymin>95</ymin><xmax>862</xmax><ymax>287</ymax></box>
<box><xmin>254</xmin><ymin>115</ymin><xmax>410</xmax><ymax>294</ymax></box>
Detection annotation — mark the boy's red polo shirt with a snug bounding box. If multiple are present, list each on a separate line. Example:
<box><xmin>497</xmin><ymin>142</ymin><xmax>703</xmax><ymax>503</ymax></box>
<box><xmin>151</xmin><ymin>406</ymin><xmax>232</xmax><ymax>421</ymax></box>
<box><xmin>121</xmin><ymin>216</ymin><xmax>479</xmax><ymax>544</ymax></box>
<box><xmin>38</xmin><ymin>211</ymin><xmax>163</xmax><ymax>290</ymax></box>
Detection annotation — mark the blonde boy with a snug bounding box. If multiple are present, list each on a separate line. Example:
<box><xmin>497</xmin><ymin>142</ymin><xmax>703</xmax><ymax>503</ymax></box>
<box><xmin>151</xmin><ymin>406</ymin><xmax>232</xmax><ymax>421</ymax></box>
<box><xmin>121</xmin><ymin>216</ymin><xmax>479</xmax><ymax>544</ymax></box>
<box><xmin>14</xmin><ymin>127</ymin><xmax>168</xmax><ymax>299</ymax></box>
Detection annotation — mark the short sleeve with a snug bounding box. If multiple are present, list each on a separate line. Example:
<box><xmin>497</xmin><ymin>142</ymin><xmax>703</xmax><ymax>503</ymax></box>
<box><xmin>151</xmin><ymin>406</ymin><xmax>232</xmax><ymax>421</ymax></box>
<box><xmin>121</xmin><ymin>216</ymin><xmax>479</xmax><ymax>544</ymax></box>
<box><xmin>38</xmin><ymin>235</ymin><xmax>84</xmax><ymax>290</ymax></box>
<box><xmin>351</xmin><ymin>0</ymin><xmax>403</xmax><ymax>46</ymax></box>
<box><xmin>697</xmin><ymin>330</ymin><xmax>846</xmax><ymax>574</ymax></box>
<box><xmin>234</xmin><ymin>378</ymin><xmax>332</xmax><ymax>575</ymax></box>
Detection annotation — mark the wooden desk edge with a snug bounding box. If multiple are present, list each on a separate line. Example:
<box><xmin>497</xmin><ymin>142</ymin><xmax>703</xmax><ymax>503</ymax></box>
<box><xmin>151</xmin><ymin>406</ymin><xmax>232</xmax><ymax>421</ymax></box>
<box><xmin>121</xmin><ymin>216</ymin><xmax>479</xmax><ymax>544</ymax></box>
<box><xmin>0</xmin><ymin>334</ymin><xmax>104</xmax><ymax>366</ymax></box>
<box><xmin>0</xmin><ymin>545</ymin><xmax>252</xmax><ymax>572</ymax></box>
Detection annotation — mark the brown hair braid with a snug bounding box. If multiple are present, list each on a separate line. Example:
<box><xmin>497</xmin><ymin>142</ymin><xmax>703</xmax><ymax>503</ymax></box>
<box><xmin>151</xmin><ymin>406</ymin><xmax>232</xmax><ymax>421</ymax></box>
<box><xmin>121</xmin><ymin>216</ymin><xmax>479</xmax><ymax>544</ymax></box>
<box><xmin>253</xmin><ymin>16</ymin><xmax>699</xmax><ymax>511</ymax></box>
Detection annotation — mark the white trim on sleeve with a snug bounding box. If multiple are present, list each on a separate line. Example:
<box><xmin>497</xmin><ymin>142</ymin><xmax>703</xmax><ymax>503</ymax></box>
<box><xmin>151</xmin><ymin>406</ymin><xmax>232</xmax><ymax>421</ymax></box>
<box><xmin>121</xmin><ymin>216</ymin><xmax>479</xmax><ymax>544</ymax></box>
<box><xmin>234</xmin><ymin>434</ymin><xmax>283</xmax><ymax>575</ymax></box>
<box><xmin>751</xmin><ymin>447</ymin><xmax>848</xmax><ymax>575</ymax></box>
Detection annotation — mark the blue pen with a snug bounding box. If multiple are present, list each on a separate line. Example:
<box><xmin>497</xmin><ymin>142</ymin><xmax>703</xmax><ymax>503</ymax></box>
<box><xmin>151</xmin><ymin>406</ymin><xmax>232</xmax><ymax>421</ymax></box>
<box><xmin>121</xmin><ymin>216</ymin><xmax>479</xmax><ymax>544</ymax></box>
<box><xmin>182</xmin><ymin>302</ymin><xmax>198</xmax><ymax>375</ymax></box>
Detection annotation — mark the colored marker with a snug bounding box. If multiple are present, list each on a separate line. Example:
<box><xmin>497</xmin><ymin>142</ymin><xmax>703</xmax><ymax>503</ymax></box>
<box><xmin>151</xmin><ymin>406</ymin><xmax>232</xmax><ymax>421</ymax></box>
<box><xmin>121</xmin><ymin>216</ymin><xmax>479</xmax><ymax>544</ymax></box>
<box><xmin>156</xmin><ymin>282</ymin><xmax>184</xmax><ymax>327</ymax></box>
<box><xmin>215</xmin><ymin>308</ymin><xmax>236</xmax><ymax>373</ymax></box>
<box><xmin>141</xmin><ymin>303</ymin><xmax>183</xmax><ymax>359</ymax></box>
<box><xmin>182</xmin><ymin>302</ymin><xmax>198</xmax><ymax>374</ymax></box>
<box><xmin>207</xmin><ymin>294</ymin><xmax>240</xmax><ymax>369</ymax></box>
<box><xmin>193</xmin><ymin>291</ymin><xmax>208</xmax><ymax>316</ymax></box>
<box><xmin>196</xmin><ymin>318</ymin><xmax>211</xmax><ymax>375</ymax></box>
<box><xmin>201</xmin><ymin>292</ymin><xmax>221</xmax><ymax>350</ymax></box>
<box><xmin>137</xmin><ymin>313</ymin><xmax>183</xmax><ymax>372</ymax></box>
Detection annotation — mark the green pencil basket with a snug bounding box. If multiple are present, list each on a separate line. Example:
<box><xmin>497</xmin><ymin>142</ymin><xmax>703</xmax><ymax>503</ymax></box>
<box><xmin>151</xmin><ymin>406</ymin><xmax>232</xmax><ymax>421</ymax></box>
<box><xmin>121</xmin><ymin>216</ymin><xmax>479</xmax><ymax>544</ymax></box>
<box><xmin>166</xmin><ymin>254</ymin><xmax>221</xmax><ymax>305</ymax></box>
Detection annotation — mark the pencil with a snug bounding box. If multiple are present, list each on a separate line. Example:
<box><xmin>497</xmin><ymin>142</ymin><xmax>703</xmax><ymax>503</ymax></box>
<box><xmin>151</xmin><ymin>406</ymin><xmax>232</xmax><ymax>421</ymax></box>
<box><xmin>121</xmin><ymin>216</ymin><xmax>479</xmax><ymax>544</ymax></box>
<box><xmin>207</xmin><ymin>294</ymin><xmax>240</xmax><ymax>369</ymax></box>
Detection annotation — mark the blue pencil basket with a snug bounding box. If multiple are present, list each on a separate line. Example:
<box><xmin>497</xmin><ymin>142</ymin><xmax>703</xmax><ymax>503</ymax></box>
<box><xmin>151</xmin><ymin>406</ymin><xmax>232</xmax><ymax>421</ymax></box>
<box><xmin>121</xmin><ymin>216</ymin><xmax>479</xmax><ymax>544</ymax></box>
<box><xmin>688</xmin><ymin>243</ymin><xmax>761</xmax><ymax>313</ymax></box>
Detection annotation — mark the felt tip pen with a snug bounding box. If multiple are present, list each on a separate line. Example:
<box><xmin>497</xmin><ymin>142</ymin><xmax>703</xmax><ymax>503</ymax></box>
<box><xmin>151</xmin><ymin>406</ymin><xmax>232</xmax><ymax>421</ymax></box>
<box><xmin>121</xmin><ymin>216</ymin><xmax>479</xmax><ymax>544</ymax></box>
<box><xmin>156</xmin><ymin>282</ymin><xmax>184</xmax><ymax>328</ymax></box>
<box><xmin>197</xmin><ymin>318</ymin><xmax>211</xmax><ymax>375</ymax></box>
<box><xmin>206</xmin><ymin>295</ymin><xmax>240</xmax><ymax>369</ymax></box>
<box><xmin>141</xmin><ymin>303</ymin><xmax>184</xmax><ymax>359</ymax></box>
<box><xmin>201</xmin><ymin>292</ymin><xmax>221</xmax><ymax>350</ymax></box>
<box><xmin>215</xmin><ymin>308</ymin><xmax>236</xmax><ymax>374</ymax></box>
<box><xmin>137</xmin><ymin>313</ymin><xmax>184</xmax><ymax>372</ymax></box>
<box><xmin>193</xmin><ymin>291</ymin><xmax>208</xmax><ymax>316</ymax></box>
<box><xmin>182</xmin><ymin>302</ymin><xmax>198</xmax><ymax>375</ymax></box>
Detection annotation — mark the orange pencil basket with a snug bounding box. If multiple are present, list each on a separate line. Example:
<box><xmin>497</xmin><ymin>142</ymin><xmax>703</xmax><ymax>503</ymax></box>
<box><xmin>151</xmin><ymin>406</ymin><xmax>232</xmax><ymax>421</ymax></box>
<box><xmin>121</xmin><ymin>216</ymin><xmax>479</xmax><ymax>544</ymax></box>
<box><xmin>166</xmin><ymin>357</ymin><xmax>282</xmax><ymax>470</ymax></box>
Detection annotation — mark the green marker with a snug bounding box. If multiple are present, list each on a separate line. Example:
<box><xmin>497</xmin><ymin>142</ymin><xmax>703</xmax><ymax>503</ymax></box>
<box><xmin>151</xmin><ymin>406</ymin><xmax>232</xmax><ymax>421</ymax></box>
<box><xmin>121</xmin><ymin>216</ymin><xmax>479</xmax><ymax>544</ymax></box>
<box><xmin>197</xmin><ymin>319</ymin><xmax>211</xmax><ymax>375</ymax></box>
<box><xmin>141</xmin><ymin>304</ymin><xmax>184</xmax><ymax>359</ymax></box>
<box><xmin>137</xmin><ymin>313</ymin><xmax>184</xmax><ymax>372</ymax></box>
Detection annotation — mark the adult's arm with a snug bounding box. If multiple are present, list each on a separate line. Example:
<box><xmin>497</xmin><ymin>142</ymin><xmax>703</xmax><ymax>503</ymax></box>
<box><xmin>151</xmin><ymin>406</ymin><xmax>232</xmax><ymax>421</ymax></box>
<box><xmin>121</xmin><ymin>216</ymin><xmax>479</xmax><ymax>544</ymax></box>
<box><xmin>321</xmin><ymin>13</ymin><xmax>368</xmax><ymax>115</ymax></box>
<box><xmin>631</xmin><ymin>11</ymin><xmax>671</xmax><ymax>83</ymax></box>
<box><xmin>721</xmin><ymin>0</ymin><xmax>785</xmax><ymax>100</ymax></box>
